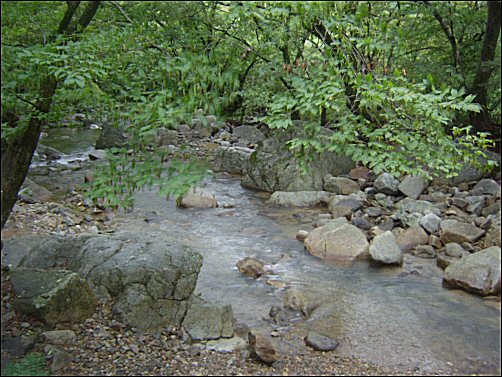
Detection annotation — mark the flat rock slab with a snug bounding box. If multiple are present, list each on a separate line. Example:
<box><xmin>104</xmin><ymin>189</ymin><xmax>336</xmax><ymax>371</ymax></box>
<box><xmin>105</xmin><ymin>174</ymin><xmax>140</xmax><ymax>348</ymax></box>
<box><xmin>267</xmin><ymin>191</ymin><xmax>332</xmax><ymax>207</ymax></box>
<box><xmin>182</xmin><ymin>300</ymin><xmax>234</xmax><ymax>341</ymax></box>
<box><xmin>305</xmin><ymin>331</ymin><xmax>340</xmax><ymax>351</ymax></box>
<box><xmin>9</xmin><ymin>268</ymin><xmax>97</xmax><ymax>326</ymax></box>
<box><xmin>440</xmin><ymin>220</ymin><xmax>485</xmax><ymax>244</ymax></box>
<box><xmin>443</xmin><ymin>246</ymin><xmax>501</xmax><ymax>296</ymax></box>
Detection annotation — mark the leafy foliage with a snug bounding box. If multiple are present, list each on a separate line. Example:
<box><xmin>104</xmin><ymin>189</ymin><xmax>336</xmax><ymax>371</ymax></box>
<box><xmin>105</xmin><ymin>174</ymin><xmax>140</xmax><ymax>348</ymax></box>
<box><xmin>2</xmin><ymin>352</ymin><xmax>49</xmax><ymax>376</ymax></box>
<box><xmin>2</xmin><ymin>1</ymin><xmax>499</xmax><ymax>211</ymax></box>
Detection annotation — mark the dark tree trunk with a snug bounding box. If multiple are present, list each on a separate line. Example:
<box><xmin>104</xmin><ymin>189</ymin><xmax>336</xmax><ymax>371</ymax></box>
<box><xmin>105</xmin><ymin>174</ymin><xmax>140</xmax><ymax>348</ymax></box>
<box><xmin>469</xmin><ymin>1</ymin><xmax>501</xmax><ymax>136</ymax></box>
<box><xmin>1</xmin><ymin>1</ymin><xmax>101</xmax><ymax>229</ymax></box>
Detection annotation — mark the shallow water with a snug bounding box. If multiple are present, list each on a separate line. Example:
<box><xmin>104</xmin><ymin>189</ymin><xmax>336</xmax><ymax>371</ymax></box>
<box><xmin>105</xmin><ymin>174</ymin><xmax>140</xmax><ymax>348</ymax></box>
<box><xmin>38</xmin><ymin>129</ymin><xmax>501</xmax><ymax>375</ymax></box>
<box><xmin>109</xmin><ymin>176</ymin><xmax>500</xmax><ymax>375</ymax></box>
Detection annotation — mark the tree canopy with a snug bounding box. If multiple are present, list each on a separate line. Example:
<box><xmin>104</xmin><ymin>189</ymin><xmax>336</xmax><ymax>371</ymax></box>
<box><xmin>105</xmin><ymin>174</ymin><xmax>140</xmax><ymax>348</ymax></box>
<box><xmin>1</xmin><ymin>1</ymin><xmax>500</xmax><ymax>221</ymax></box>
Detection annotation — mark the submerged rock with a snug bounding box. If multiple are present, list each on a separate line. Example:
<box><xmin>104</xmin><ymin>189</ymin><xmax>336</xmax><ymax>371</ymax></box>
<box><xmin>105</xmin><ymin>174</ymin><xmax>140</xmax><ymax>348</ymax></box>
<box><xmin>179</xmin><ymin>187</ymin><xmax>218</xmax><ymax>208</ymax></box>
<box><xmin>236</xmin><ymin>257</ymin><xmax>265</xmax><ymax>278</ymax></box>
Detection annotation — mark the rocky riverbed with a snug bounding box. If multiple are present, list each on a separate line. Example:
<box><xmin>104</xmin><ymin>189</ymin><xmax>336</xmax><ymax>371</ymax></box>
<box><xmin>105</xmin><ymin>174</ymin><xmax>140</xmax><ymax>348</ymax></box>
<box><xmin>2</xmin><ymin>120</ymin><xmax>501</xmax><ymax>376</ymax></box>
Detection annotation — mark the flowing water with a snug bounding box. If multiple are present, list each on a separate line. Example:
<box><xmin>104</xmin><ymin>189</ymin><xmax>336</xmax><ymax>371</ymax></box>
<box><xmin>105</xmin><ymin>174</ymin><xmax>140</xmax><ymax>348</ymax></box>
<box><xmin>35</xmin><ymin>128</ymin><xmax>501</xmax><ymax>375</ymax></box>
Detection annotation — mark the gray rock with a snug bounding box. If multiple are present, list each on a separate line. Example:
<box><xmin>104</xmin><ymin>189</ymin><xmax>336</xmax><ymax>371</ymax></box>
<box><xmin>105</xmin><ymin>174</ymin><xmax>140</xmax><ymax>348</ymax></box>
<box><xmin>182</xmin><ymin>299</ymin><xmax>234</xmax><ymax>340</ymax></box>
<box><xmin>248</xmin><ymin>331</ymin><xmax>277</xmax><ymax>365</ymax></box>
<box><xmin>95</xmin><ymin>123</ymin><xmax>127</xmax><ymax>149</ymax></box>
<box><xmin>443</xmin><ymin>246</ymin><xmax>501</xmax><ymax>296</ymax></box>
<box><xmin>395</xmin><ymin>197</ymin><xmax>441</xmax><ymax>216</ymax></box>
<box><xmin>156</xmin><ymin>127</ymin><xmax>178</xmax><ymax>146</ymax></box>
<box><xmin>374</xmin><ymin>173</ymin><xmax>400</xmax><ymax>195</ymax></box>
<box><xmin>433</xmin><ymin>151</ymin><xmax>501</xmax><ymax>185</ymax></box>
<box><xmin>465</xmin><ymin>196</ymin><xmax>485</xmax><ymax>216</ymax></box>
<box><xmin>212</xmin><ymin>146</ymin><xmax>253</xmax><ymax>175</ymax></box>
<box><xmin>419</xmin><ymin>213</ymin><xmax>442</xmax><ymax>235</ymax></box>
<box><xmin>436</xmin><ymin>252</ymin><xmax>457</xmax><ymax>270</ymax></box>
<box><xmin>304</xmin><ymin>218</ymin><xmax>369</xmax><ymax>264</ymax></box>
<box><xmin>242</xmin><ymin>129</ymin><xmax>354</xmax><ymax>192</ymax></box>
<box><xmin>484</xmin><ymin>211</ymin><xmax>501</xmax><ymax>248</ymax></box>
<box><xmin>18</xmin><ymin>178</ymin><xmax>53</xmax><ymax>203</ymax></box>
<box><xmin>44</xmin><ymin>344</ymin><xmax>73</xmax><ymax>373</ymax></box>
<box><xmin>397</xmin><ymin>226</ymin><xmax>429</xmax><ymax>252</ymax></box>
<box><xmin>88</xmin><ymin>149</ymin><xmax>107</xmax><ymax>160</ymax></box>
<box><xmin>328</xmin><ymin>197</ymin><xmax>364</xmax><ymax>214</ymax></box>
<box><xmin>232</xmin><ymin>126</ymin><xmax>265</xmax><ymax>145</ymax></box>
<box><xmin>179</xmin><ymin>187</ymin><xmax>218</xmax><ymax>208</ymax></box>
<box><xmin>351</xmin><ymin>216</ymin><xmax>372</xmax><ymax>230</ymax></box>
<box><xmin>36</xmin><ymin>143</ymin><xmax>65</xmax><ymax>161</ymax></box>
<box><xmin>398</xmin><ymin>175</ymin><xmax>429</xmax><ymax>199</ymax></box>
<box><xmin>17</xmin><ymin>232</ymin><xmax>203</xmax><ymax>333</ymax></box>
<box><xmin>267</xmin><ymin>191</ymin><xmax>332</xmax><ymax>207</ymax></box>
<box><xmin>369</xmin><ymin>231</ymin><xmax>403</xmax><ymax>266</ymax></box>
<box><xmin>482</xmin><ymin>203</ymin><xmax>501</xmax><ymax>217</ymax></box>
<box><xmin>471</xmin><ymin>179</ymin><xmax>501</xmax><ymax>196</ymax></box>
<box><xmin>305</xmin><ymin>331</ymin><xmax>339</xmax><ymax>351</ymax></box>
<box><xmin>373</xmin><ymin>193</ymin><xmax>394</xmax><ymax>209</ymax></box>
<box><xmin>9</xmin><ymin>268</ymin><xmax>97</xmax><ymax>326</ymax></box>
<box><xmin>1</xmin><ymin>335</ymin><xmax>36</xmax><ymax>358</ymax></box>
<box><xmin>411</xmin><ymin>245</ymin><xmax>437</xmax><ymax>259</ymax></box>
<box><xmin>445</xmin><ymin>243</ymin><xmax>470</xmax><ymax>258</ymax></box>
<box><xmin>323</xmin><ymin>176</ymin><xmax>360</xmax><ymax>195</ymax></box>
<box><xmin>41</xmin><ymin>330</ymin><xmax>76</xmax><ymax>346</ymax></box>
<box><xmin>440</xmin><ymin>220</ymin><xmax>485</xmax><ymax>244</ymax></box>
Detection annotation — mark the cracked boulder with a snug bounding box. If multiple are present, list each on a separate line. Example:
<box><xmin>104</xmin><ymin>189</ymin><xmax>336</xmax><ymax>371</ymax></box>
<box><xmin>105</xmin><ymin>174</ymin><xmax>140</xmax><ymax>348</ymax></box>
<box><xmin>9</xmin><ymin>268</ymin><xmax>97</xmax><ymax>326</ymax></box>
<box><xmin>15</xmin><ymin>232</ymin><xmax>203</xmax><ymax>333</ymax></box>
<box><xmin>242</xmin><ymin>128</ymin><xmax>354</xmax><ymax>192</ymax></box>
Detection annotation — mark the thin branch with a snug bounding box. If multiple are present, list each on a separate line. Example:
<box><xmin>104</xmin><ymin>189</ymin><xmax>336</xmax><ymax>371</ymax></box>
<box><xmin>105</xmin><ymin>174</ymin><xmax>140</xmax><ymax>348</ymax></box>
<box><xmin>110</xmin><ymin>1</ymin><xmax>132</xmax><ymax>23</ymax></box>
<box><xmin>15</xmin><ymin>94</ymin><xmax>42</xmax><ymax>112</ymax></box>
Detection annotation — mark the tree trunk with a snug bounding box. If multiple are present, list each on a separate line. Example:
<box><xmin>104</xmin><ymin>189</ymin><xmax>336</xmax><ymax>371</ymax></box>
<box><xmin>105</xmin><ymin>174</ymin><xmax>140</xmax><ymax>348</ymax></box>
<box><xmin>1</xmin><ymin>1</ymin><xmax>101</xmax><ymax>229</ymax></box>
<box><xmin>469</xmin><ymin>1</ymin><xmax>501</xmax><ymax>136</ymax></box>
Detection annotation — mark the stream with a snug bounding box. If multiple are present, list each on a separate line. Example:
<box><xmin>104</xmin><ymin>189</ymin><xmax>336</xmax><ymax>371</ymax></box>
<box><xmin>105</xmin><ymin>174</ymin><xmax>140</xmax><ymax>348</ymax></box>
<box><xmin>31</xmin><ymin>127</ymin><xmax>501</xmax><ymax>375</ymax></box>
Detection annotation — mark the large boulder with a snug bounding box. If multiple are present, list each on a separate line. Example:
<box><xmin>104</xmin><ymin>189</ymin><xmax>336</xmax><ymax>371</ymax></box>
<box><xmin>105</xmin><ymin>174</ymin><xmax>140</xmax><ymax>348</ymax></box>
<box><xmin>304</xmin><ymin>218</ymin><xmax>369</xmax><ymax>264</ymax></box>
<box><xmin>95</xmin><ymin>123</ymin><xmax>127</xmax><ymax>149</ymax></box>
<box><xmin>16</xmin><ymin>232</ymin><xmax>203</xmax><ymax>333</ymax></box>
<box><xmin>212</xmin><ymin>146</ymin><xmax>253</xmax><ymax>175</ymax></box>
<box><xmin>232</xmin><ymin>125</ymin><xmax>265</xmax><ymax>145</ymax></box>
<box><xmin>242</xmin><ymin>128</ymin><xmax>355</xmax><ymax>192</ymax></box>
<box><xmin>443</xmin><ymin>246</ymin><xmax>501</xmax><ymax>296</ymax></box>
<box><xmin>9</xmin><ymin>268</ymin><xmax>97</xmax><ymax>326</ymax></box>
